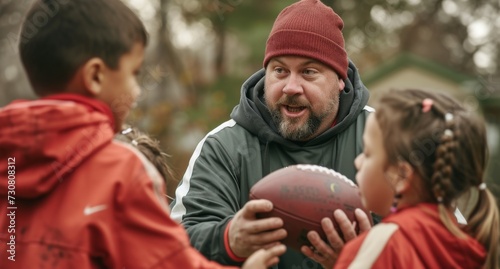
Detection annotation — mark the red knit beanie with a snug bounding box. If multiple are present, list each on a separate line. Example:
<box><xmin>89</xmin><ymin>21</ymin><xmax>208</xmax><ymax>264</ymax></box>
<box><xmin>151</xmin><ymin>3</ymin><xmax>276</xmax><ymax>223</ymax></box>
<box><xmin>263</xmin><ymin>0</ymin><xmax>348</xmax><ymax>80</ymax></box>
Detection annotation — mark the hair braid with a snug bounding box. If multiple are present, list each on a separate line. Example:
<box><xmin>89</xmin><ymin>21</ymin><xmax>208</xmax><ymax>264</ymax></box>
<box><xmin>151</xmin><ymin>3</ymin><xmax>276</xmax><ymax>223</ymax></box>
<box><xmin>424</xmin><ymin>104</ymin><xmax>465</xmax><ymax>237</ymax></box>
<box><xmin>431</xmin><ymin>112</ymin><xmax>457</xmax><ymax>205</ymax></box>
<box><xmin>115</xmin><ymin>127</ymin><xmax>176</xmax><ymax>194</ymax></box>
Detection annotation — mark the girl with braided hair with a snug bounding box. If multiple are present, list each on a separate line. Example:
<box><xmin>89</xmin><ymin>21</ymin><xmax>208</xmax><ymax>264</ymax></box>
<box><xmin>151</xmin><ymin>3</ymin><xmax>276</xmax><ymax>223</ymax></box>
<box><xmin>115</xmin><ymin>127</ymin><xmax>177</xmax><ymax>202</ymax></box>
<box><xmin>334</xmin><ymin>88</ymin><xmax>499</xmax><ymax>269</ymax></box>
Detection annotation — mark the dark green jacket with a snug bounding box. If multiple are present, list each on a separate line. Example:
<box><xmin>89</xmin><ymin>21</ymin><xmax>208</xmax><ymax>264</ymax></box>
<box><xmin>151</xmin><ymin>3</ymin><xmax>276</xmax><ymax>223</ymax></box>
<box><xmin>170</xmin><ymin>61</ymin><xmax>372</xmax><ymax>268</ymax></box>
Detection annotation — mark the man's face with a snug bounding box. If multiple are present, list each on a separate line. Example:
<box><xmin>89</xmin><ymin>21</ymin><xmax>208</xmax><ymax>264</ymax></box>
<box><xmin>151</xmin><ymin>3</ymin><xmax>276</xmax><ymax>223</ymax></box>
<box><xmin>264</xmin><ymin>56</ymin><xmax>345</xmax><ymax>141</ymax></box>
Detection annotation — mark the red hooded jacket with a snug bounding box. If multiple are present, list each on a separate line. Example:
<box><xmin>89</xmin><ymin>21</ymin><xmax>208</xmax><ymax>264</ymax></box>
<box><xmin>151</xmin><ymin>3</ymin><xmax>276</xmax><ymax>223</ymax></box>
<box><xmin>335</xmin><ymin>203</ymin><xmax>486</xmax><ymax>269</ymax></box>
<box><xmin>0</xmin><ymin>95</ymin><xmax>237</xmax><ymax>269</ymax></box>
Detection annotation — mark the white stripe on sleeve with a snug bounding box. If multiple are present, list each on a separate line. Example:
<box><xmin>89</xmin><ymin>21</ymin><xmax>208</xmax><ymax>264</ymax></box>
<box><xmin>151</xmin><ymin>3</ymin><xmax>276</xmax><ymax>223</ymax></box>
<box><xmin>170</xmin><ymin>120</ymin><xmax>237</xmax><ymax>223</ymax></box>
<box><xmin>348</xmin><ymin>223</ymin><xmax>399</xmax><ymax>269</ymax></box>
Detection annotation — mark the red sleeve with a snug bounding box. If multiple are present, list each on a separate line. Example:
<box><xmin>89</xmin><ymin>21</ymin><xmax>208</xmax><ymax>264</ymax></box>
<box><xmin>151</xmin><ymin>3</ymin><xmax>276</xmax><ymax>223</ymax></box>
<box><xmin>115</xmin><ymin>160</ymin><xmax>238</xmax><ymax>269</ymax></box>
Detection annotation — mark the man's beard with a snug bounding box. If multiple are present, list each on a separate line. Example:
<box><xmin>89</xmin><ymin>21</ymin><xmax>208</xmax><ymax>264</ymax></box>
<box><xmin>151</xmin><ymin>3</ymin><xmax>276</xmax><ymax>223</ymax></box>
<box><xmin>272</xmin><ymin>111</ymin><xmax>321</xmax><ymax>141</ymax></box>
<box><xmin>267</xmin><ymin>95</ymin><xmax>334</xmax><ymax>141</ymax></box>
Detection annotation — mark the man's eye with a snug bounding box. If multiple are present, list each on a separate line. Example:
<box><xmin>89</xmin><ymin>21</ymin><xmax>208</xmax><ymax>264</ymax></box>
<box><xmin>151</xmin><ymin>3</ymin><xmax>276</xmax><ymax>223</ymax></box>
<box><xmin>303</xmin><ymin>69</ymin><xmax>316</xmax><ymax>75</ymax></box>
<box><xmin>274</xmin><ymin>67</ymin><xmax>284</xmax><ymax>74</ymax></box>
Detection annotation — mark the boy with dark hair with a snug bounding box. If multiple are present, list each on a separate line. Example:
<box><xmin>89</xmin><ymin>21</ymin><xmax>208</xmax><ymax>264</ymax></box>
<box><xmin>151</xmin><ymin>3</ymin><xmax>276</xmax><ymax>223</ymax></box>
<box><xmin>0</xmin><ymin>0</ymin><xmax>285</xmax><ymax>268</ymax></box>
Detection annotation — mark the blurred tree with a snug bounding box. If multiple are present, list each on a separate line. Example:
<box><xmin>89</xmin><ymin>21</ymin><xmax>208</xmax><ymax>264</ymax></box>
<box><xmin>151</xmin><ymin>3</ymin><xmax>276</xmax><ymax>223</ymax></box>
<box><xmin>0</xmin><ymin>0</ymin><xmax>35</xmax><ymax>107</ymax></box>
<box><xmin>173</xmin><ymin>0</ymin><xmax>295</xmax><ymax>75</ymax></box>
<box><xmin>326</xmin><ymin>0</ymin><xmax>500</xmax><ymax>75</ymax></box>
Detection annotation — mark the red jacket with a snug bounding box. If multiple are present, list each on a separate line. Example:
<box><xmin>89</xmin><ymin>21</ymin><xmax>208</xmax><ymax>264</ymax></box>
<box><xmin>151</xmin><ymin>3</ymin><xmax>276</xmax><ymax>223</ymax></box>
<box><xmin>0</xmin><ymin>95</ymin><xmax>237</xmax><ymax>269</ymax></box>
<box><xmin>335</xmin><ymin>204</ymin><xmax>486</xmax><ymax>269</ymax></box>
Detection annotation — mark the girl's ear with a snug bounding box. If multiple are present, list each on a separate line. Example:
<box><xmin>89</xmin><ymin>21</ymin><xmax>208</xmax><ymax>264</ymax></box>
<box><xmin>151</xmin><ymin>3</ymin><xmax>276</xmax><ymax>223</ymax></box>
<box><xmin>81</xmin><ymin>58</ymin><xmax>106</xmax><ymax>96</ymax></box>
<box><xmin>394</xmin><ymin>162</ymin><xmax>414</xmax><ymax>194</ymax></box>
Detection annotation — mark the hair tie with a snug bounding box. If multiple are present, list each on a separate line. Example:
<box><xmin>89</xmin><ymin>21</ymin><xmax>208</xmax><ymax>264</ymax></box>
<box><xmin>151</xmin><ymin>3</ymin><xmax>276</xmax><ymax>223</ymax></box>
<box><xmin>121</xmin><ymin>127</ymin><xmax>133</xmax><ymax>135</ymax></box>
<box><xmin>422</xmin><ymin>98</ymin><xmax>433</xmax><ymax>113</ymax></box>
<box><xmin>120</xmin><ymin>127</ymin><xmax>137</xmax><ymax>146</ymax></box>
<box><xmin>445</xmin><ymin>113</ymin><xmax>454</xmax><ymax>122</ymax></box>
<box><xmin>478</xmin><ymin>182</ymin><xmax>487</xmax><ymax>191</ymax></box>
<box><xmin>443</xmin><ymin>129</ymin><xmax>453</xmax><ymax>138</ymax></box>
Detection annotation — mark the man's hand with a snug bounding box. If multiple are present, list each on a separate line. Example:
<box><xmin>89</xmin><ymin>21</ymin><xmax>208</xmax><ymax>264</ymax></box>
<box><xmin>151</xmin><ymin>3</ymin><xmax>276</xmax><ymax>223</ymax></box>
<box><xmin>242</xmin><ymin>244</ymin><xmax>287</xmax><ymax>269</ymax></box>
<box><xmin>229</xmin><ymin>199</ymin><xmax>287</xmax><ymax>258</ymax></box>
<box><xmin>300</xmin><ymin>208</ymin><xmax>371</xmax><ymax>268</ymax></box>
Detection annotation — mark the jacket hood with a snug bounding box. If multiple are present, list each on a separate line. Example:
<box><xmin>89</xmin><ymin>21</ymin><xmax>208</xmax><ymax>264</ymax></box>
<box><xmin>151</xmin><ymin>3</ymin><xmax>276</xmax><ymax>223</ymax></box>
<box><xmin>230</xmin><ymin>60</ymin><xmax>369</xmax><ymax>147</ymax></box>
<box><xmin>0</xmin><ymin>94</ymin><xmax>115</xmax><ymax>199</ymax></box>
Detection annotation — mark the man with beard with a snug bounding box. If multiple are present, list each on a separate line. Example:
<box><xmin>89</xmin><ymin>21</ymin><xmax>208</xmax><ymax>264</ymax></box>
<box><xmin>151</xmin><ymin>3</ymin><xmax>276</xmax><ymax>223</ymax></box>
<box><xmin>170</xmin><ymin>0</ymin><xmax>372</xmax><ymax>268</ymax></box>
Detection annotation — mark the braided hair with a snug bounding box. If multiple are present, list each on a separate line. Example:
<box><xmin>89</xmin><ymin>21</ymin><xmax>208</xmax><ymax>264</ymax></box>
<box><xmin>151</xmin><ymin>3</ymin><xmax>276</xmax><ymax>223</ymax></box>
<box><xmin>375</xmin><ymin>89</ymin><xmax>499</xmax><ymax>269</ymax></box>
<box><xmin>115</xmin><ymin>127</ymin><xmax>176</xmax><ymax>201</ymax></box>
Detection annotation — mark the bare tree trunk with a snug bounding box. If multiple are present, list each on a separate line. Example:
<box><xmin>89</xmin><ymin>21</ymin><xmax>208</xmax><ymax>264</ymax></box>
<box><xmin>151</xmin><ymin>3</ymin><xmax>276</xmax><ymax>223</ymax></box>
<box><xmin>157</xmin><ymin>0</ymin><xmax>195</xmax><ymax>101</ymax></box>
<box><xmin>213</xmin><ymin>19</ymin><xmax>226</xmax><ymax>76</ymax></box>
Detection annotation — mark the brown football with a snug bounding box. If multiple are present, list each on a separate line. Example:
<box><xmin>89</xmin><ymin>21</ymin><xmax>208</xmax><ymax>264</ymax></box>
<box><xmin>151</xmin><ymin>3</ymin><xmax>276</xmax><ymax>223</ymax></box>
<box><xmin>249</xmin><ymin>164</ymin><xmax>372</xmax><ymax>252</ymax></box>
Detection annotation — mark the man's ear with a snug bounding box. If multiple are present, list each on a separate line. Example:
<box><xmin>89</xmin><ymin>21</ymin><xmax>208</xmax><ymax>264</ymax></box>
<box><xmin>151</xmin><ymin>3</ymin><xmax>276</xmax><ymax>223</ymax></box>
<box><xmin>339</xmin><ymin>78</ymin><xmax>345</xmax><ymax>91</ymax></box>
<box><xmin>81</xmin><ymin>58</ymin><xmax>106</xmax><ymax>96</ymax></box>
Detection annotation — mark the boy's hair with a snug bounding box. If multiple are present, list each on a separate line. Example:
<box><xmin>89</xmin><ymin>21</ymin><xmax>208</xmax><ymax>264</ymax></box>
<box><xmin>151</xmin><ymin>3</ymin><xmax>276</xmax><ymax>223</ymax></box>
<box><xmin>375</xmin><ymin>88</ymin><xmax>499</xmax><ymax>269</ymax></box>
<box><xmin>19</xmin><ymin>0</ymin><xmax>148</xmax><ymax>95</ymax></box>
<box><xmin>116</xmin><ymin>127</ymin><xmax>175</xmax><ymax>197</ymax></box>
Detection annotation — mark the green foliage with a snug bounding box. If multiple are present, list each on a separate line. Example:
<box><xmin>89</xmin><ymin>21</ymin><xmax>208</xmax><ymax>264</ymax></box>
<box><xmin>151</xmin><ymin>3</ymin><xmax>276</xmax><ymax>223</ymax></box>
<box><xmin>187</xmin><ymin>74</ymin><xmax>245</xmax><ymax>130</ymax></box>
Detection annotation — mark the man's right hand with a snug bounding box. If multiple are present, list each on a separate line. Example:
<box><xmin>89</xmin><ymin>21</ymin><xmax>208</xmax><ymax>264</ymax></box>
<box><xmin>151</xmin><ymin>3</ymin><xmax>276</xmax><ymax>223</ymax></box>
<box><xmin>228</xmin><ymin>199</ymin><xmax>287</xmax><ymax>258</ymax></box>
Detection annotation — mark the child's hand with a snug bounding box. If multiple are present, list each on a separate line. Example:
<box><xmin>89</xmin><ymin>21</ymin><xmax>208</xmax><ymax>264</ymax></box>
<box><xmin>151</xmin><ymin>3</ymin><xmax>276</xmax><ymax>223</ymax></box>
<box><xmin>241</xmin><ymin>244</ymin><xmax>286</xmax><ymax>269</ymax></box>
<box><xmin>300</xmin><ymin>209</ymin><xmax>372</xmax><ymax>269</ymax></box>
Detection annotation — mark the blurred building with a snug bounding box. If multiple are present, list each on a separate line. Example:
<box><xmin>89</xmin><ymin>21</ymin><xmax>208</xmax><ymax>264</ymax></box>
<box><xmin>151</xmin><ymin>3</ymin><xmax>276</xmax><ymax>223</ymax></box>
<box><xmin>362</xmin><ymin>52</ymin><xmax>500</xmax><ymax>202</ymax></box>
<box><xmin>362</xmin><ymin>53</ymin><xmax>476</xmax><ymax>104</ymax></box>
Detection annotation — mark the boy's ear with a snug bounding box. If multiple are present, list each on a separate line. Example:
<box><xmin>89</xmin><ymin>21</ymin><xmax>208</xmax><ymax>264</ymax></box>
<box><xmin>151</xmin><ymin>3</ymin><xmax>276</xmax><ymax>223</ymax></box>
<box><xmin>81</xmin><ymin>58</ymin><xmax>106</xmax><ymax>96</ymax></box>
